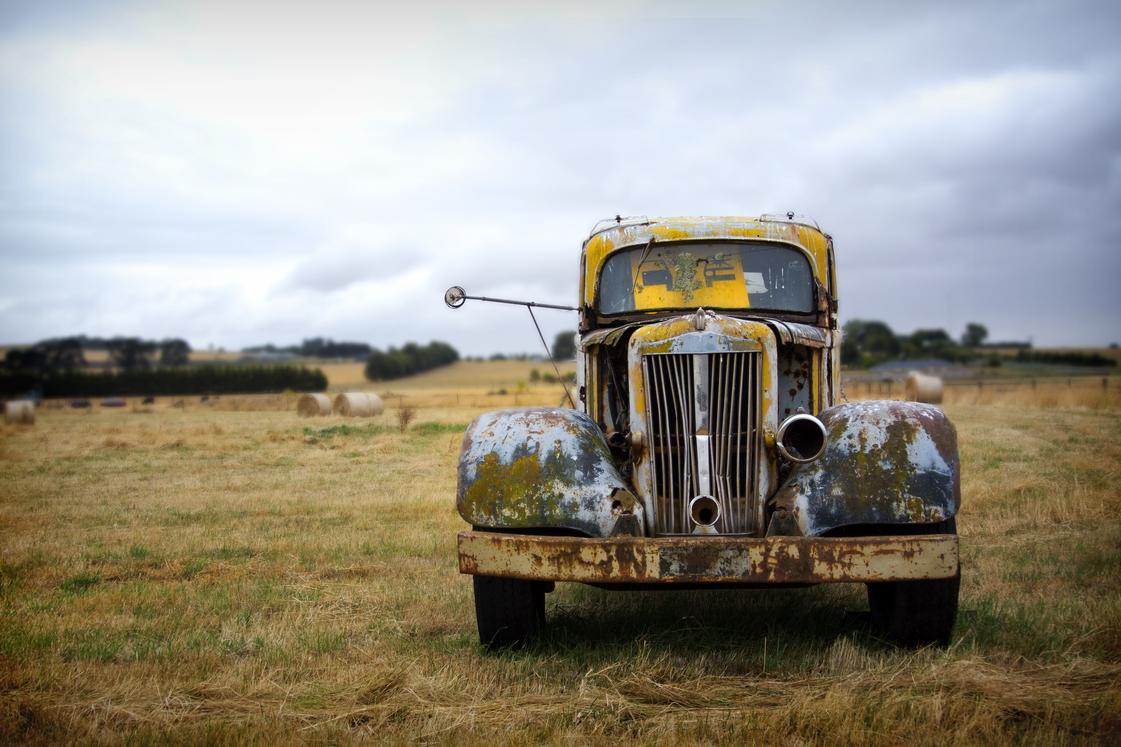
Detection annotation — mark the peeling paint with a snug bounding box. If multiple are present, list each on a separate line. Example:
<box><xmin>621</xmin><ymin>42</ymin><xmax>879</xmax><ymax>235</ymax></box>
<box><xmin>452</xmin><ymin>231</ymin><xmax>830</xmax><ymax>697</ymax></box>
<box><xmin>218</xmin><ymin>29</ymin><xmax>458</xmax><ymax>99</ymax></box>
<box><xmin>779</xmin><ymin>401</ymin><xmax>960</xmax><ymax>536</ymax></box>
<box><xmin>458</xmin><ymin>530</ymin><xmax>959</xmax><ymax>584</ymax></box>
<box><xmin>457</xmin><ymin>408</ymin><xmax>640</xmax><ymax>536</ymax></box>
<box><xmin>581</xmin><ymin>216</ymin><xmax>833</xmax><ymax>310</ymax></box>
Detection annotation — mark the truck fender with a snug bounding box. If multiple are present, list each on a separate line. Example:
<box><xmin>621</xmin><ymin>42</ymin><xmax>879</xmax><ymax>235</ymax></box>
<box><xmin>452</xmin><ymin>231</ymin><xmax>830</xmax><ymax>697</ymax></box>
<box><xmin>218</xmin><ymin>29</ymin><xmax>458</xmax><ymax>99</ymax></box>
<box><xmin>771</xmin><ymin>401</ymin><xmax>960</xmax><ymax>536</ymax></box>
<box><xmin>457</xmin><ymin>408</ymin><xmax>641</xmax><ymax>537</ymax></box>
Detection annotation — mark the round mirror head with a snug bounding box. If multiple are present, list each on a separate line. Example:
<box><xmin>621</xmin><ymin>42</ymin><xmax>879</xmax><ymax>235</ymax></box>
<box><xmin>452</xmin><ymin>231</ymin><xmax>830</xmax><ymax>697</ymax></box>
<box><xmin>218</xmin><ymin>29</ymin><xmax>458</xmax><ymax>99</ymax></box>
<box><xmin>444</xmin><ymin>285</ymin><xmax>467</xmax><ymax>309</ymax></box>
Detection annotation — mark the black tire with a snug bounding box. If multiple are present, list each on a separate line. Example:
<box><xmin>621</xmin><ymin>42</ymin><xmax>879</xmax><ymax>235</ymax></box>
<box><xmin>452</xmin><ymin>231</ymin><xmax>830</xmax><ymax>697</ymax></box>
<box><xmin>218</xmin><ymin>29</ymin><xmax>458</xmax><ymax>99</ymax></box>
<box><xmin>473</xmin><ymin>575</ymin><xmax>545</xmax><ymax>650</ymax></box>
<box><xmin>866</xmin><ymin>518</ymin><xmax>960</xmax><ymax>647</ymax></box>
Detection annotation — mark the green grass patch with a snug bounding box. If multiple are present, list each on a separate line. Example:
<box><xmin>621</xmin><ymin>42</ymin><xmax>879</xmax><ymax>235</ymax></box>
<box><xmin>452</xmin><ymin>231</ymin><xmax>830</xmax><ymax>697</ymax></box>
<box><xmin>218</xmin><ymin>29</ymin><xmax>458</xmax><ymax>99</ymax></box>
<box><xmin>300</xmin><ymin>628</ymin><xmax>347</xmax><ymax>654</ymax></box>
<box><xmin>412</xmin><ymin>422</ymin><xmax>468</xmax><ymax>435</ymax></box>
<box><xmin>303</xmin><ymin>423</ymin><xmax>389</xmax><ymax>440</ymax></box>
<box><xmin>60</xmin><ymin>629</ymin><xmax>124</xmax><ymax>663</ymax></box>
<box><xmin>60</xmin><ymin>572</ymin><xmax>100</xmax><ymax>595</ymax></box>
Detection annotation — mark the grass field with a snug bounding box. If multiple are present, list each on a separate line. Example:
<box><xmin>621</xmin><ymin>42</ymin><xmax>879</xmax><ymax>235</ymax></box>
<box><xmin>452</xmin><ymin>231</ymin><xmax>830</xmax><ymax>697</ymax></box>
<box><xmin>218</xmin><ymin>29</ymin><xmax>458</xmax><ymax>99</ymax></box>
<box><xmin>1</xmin><ymin>369</ymin><xmax>1119</xmax><ymax>744</ymax></box>
<box><xmin>319</xmin><ymin>359</ymin><xmax>577</xmax><ymax>397</ymax></box>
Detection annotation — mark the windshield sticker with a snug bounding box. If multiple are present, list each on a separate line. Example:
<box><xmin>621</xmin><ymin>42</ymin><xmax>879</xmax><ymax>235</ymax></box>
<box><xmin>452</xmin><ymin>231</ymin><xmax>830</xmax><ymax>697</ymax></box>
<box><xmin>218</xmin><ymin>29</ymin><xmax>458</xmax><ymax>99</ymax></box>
<box><xmin>745</xmin><ymin>272</ymin><xmax>768</xmax><ymax>295</ymax></box>
<box><xmin>632</xmin><ymin>249</ymin><xmax>750</xmax><ymax>309</ymax></box>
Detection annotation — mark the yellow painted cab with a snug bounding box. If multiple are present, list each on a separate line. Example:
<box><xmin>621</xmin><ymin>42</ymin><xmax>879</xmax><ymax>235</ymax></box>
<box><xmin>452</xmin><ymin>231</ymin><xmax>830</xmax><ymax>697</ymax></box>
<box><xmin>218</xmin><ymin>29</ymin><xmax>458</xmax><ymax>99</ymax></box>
<box><xmin>453</xmin><ymin>215</ymin><xmax>961</xmax><ymax>649</ymax></box>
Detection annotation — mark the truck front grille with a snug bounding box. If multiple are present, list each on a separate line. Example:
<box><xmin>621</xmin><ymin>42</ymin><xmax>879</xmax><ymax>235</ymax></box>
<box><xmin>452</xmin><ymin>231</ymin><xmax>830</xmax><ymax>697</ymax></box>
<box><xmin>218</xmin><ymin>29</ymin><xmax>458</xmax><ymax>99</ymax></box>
<box><xmin>643</xmin><ymin>351</ymin><xmax>761</xmax><ymax>535</ymax></box>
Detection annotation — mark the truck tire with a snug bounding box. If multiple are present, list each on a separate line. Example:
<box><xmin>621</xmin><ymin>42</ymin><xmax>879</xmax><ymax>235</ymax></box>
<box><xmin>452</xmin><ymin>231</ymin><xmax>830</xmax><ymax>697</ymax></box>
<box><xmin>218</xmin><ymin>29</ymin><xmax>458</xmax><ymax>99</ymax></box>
<box><xmin>866</xmin><ymin>518</ymin><xmax>959</xmax><ymax>646</ymax></box>
<box><xmin>473</xmin><ymin>575</ymin><xmax>545</xmax><ymax>649</ymax></box>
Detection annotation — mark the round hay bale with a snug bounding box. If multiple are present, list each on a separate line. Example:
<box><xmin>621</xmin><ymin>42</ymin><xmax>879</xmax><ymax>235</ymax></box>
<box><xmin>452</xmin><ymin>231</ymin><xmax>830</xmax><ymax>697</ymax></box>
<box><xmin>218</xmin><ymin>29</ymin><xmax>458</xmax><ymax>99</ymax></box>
<box><xmin>4</xmin><ymin>400</ymin><xmax>35</xmax><ymax>425</ymax></box>
<box><xmin>333</xmin><ymin>392</ymin><xmax>384</xmax><ymax>417</ymax></box>
<box><xmin>905</xmin><ymin>371</ymin><xmax>944</xmax><ymax>404</ymax></box>
<box><xmin>297</xmin><ymin>392</ymin><xmax>332</xmax><ymax>417</ymax></box>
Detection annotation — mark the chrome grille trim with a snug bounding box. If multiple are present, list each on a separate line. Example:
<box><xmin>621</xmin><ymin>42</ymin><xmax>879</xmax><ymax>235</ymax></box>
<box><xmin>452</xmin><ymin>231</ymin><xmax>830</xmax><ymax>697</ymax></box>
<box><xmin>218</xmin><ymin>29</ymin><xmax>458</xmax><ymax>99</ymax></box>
<box><xmin>643</xmin><ymin>351</ymin><xmax>760</xmax><ymax>535</ymax></box>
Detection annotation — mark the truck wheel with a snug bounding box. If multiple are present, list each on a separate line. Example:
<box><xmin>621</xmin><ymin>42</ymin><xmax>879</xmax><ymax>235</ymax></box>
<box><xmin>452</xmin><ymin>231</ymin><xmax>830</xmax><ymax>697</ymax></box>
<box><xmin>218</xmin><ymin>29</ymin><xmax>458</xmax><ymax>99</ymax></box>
<box><xmin>866</xmin><ymin>518</ymin><xmax>959</xmax><ymax>646</ymax></box>
<box><xmin>473</xmin><ymin>575</ymin><xmax>544</xmax><ymax>649</ymax></box>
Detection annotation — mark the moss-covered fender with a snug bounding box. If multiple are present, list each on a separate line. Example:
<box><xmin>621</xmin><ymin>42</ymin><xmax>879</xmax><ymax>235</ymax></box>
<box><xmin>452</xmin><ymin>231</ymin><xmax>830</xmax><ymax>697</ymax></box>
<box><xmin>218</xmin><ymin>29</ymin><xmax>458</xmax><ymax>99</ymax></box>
<box><xmin>771</xmin><ymin>401</ymin><xmax>960</xmax><ymax>536</ymax></box>
<box><xmin>456</xmin><ymin>408</ymin><xmax>641</xmax><ymax>537</ymax></box>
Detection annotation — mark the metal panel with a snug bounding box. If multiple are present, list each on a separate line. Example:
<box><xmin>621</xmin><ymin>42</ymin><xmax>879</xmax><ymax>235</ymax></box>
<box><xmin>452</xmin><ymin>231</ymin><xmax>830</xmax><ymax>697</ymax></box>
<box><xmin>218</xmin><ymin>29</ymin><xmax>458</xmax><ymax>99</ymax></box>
<box><xmin>458</xmin><ymin>530</ymin><xmax>960</xmax><ymax>584</ymax></box>
<box><xmin>774</xmin><ymin>400</ymin><xmax>961</xmax><ymax>536</ymax></box>
<box><xmin>644</xmin><ymin>351</ymin><xmax>760</xmax><ymax>535</ymax></box>
<box><xmin>456</xmin><ymin>408</ymin><xmax>641</xmax><ymax>537</ymax></box>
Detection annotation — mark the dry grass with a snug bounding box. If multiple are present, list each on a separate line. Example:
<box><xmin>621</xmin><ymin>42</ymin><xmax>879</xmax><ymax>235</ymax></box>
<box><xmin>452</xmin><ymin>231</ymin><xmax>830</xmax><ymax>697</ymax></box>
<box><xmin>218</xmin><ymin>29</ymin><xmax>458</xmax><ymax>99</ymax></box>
<box><xmin>320</xmin><ymin>359</ymin><xmax>577</xmax><ymax>393</ymax></box>
<box><xmin>1</xmin><ymin>374</ymin><xmax>1119</xmax><ymax>744</ymax></box>
<box><xmin>847</xmin><ymin>375</ymin><xmax>1121</xmax><ymax>412</ymax></box>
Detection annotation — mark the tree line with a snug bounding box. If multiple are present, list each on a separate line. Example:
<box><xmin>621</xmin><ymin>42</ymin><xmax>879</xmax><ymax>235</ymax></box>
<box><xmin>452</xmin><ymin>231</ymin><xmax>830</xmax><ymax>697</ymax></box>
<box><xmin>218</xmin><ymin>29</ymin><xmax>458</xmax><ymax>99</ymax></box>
<box><xmin>841</xmin><ymin>320</ymin><xmax>1114</xmax><ymax>369</ymax></box>
<box><xmin>0</xmin><ymin>365</ymin><xmax>327</xmax><ymax>399</ymax></box>
<box><xmin>364</xmin><ymin>341</ymin><xmax>459</xmax><ymax>381</ymax></box>
<box><xmin>842</xmin><ymin>320</ymin><xmax>995</xmax><ymax>368</ymax></box>
<box><xmin>3</xmin><ymin>336</ymin><xmax>192</xmax><ymax>372</ymax></box>
<box><xmin>243</xmin><ymin>337</ymin><xmax>371</xmax><ymax>359</ymax></box>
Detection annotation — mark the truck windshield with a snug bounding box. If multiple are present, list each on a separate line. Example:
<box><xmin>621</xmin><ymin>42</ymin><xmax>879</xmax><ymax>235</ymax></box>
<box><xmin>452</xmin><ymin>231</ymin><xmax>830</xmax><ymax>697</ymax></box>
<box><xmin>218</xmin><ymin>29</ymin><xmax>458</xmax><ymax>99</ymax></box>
<box><xmin>597</xmin><ymin>241</ymin><xmax>814</xmax><ymax>315</ymax></box>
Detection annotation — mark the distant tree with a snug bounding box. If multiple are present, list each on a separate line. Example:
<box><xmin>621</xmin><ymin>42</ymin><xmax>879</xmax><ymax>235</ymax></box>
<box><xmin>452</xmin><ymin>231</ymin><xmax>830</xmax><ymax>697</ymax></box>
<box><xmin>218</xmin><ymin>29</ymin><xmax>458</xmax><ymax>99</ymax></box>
<box><xmin>159</xmin><ymin>338</ymin><xmax>191</xmax><ymax>366</ymax></box>
<box><xmin>106</xmin><ymin>337</ymin><xmax>156</xmax><ymax>370</ymax></box>
<box><xmin>41</xmin><ymin>337</ymin><xmax>87</xmax><ymax>369</ymax></box>
<box><xmin>298</xmin><ymin>337</ymin><xmax>371</xmax><ymax>359</ymax></box>
<box><xmin>3</xmin><ymin>338</ymin><xmax>86</xmax><ymax>372</ymax></box>
<box><xmin>961</xmin><ymin>322</ymin><xmax>989</xmax><ymax>348</ymax></box>
<box><xmin>301</xmin><ymin>337</ymin><xmax>327</xmax><ymax>357</ymax></box>
<box><xmin>551</xmin><ymin>330</ymin><xmax>577</xmax><ymax>361</ymax></box>
<box><xmin>841</xmin><ymin>319</ymin><xmax>900</xmax><ymax>367</ymax></box>
<box><xmin>902</xmin><ymin>328</ymin><xmax>967</xmax><ymax>361</ymax></box>
<box><xmin>3</xmin><ymin>346</ymin><xmax>49</xmax><ymax>372</ymax></box>
<box><xmin>907</xmin><ymin>328</ymin><xmax>952</xmax><ymax>351</ymax></box>
<box><xmin>364</xmin><ymin>340</ymin><xmax>459</xmax><ymax>381</ymax></box>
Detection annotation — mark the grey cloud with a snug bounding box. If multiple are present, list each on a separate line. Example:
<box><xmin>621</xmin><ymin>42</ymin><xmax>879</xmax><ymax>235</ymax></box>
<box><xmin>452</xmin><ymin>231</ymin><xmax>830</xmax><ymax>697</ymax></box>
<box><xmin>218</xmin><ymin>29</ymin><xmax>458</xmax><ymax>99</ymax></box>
<box><xmin>2</xmin><ymin>0</ymin><xmax>1120</xmax><ymax>350</ymax></box>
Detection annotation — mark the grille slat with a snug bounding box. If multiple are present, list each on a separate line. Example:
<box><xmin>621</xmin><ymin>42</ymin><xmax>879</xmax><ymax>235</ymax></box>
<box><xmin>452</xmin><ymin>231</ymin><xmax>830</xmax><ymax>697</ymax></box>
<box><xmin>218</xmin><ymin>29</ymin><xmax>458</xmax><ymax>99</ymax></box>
<box><xmin>644</xmin><ymin>351</ymin><xmax>760</xmax><ymax>535</ymax></box>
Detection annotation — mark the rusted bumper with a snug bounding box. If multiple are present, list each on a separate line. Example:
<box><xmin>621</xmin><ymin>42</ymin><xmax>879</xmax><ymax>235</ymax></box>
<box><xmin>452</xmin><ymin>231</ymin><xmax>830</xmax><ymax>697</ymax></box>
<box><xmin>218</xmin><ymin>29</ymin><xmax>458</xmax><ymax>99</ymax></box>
<box><xmin>458</xmin><ymin>530</ymin><xmax>958</xmax><ymax>584</ymax></box>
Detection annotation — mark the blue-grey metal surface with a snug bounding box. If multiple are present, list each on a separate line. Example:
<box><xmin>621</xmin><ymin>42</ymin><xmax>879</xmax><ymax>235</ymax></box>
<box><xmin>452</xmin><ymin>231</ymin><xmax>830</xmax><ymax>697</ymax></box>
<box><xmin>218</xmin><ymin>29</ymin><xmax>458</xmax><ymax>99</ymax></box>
<box><xmin>773</xmin><ymin>400</ymin><xmax>960</xmax><ymax>536</ymax></box>
<box><xmin>456</xmin><ymin>408</ymin><xmax>640</xmax><ymax>537</ymax></box>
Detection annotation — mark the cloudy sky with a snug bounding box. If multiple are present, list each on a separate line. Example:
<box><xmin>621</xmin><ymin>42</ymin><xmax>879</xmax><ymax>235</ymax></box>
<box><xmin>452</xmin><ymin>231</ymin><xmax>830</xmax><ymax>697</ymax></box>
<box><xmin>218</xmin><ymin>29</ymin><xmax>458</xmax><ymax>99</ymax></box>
<box><xmin>1</xmin><ymin>0</ymin><xmax>1119</xmax><ymax>355</ymax></box>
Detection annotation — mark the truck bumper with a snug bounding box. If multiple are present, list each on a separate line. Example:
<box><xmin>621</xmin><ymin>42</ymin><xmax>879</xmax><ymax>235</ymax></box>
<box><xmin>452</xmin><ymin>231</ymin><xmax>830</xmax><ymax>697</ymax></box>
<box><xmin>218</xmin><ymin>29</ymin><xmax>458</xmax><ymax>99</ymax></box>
<box><xmin>458</xmin><ymin>530</ymin><xmax>959</xmax><ymax>584</ymax></box>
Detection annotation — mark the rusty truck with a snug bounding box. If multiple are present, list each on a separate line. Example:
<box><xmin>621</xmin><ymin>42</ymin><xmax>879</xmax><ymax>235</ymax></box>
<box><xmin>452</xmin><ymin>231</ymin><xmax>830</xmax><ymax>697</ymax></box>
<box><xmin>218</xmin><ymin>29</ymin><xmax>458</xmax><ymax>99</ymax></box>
<box><xmin>450</xmin><ymin>215</ymin><xmax>960</xmax><ymax>649</ymax></box>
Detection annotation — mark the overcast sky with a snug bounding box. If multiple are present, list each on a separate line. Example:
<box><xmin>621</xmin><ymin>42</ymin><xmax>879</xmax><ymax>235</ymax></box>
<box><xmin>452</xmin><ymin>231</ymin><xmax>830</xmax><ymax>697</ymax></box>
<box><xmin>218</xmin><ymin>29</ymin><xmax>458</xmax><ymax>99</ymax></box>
<box><xmin>1</xmin><ymin>0</ymin><xmax>1119</xmax><ymax>355</ymax></box>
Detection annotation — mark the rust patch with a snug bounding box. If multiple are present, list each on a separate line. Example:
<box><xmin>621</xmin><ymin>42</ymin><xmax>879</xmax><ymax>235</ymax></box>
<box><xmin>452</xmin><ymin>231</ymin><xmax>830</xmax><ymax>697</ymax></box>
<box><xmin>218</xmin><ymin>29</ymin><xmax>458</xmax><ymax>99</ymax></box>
<box><xmin>458</xmin><ymin>531</ymin><xmax>959</xmax><ymax>584</ymax></box>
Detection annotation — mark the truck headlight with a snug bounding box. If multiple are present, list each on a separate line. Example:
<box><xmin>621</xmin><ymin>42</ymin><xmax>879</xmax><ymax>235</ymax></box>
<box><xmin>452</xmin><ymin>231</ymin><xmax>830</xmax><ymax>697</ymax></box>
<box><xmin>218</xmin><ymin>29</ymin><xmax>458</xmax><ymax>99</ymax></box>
<box><xmin>777</xmin><ymin>413</ymin><xmax>827</xmax><ymax>463</ymax></box>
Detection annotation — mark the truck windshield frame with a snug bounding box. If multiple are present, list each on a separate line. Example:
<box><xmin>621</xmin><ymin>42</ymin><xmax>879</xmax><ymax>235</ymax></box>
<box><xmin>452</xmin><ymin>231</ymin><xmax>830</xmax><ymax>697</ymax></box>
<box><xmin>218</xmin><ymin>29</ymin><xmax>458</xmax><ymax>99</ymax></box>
<box><xmin>596</xmin><ymin>240</ymin><xmax>815</xmax><ymax>316</ymax></box>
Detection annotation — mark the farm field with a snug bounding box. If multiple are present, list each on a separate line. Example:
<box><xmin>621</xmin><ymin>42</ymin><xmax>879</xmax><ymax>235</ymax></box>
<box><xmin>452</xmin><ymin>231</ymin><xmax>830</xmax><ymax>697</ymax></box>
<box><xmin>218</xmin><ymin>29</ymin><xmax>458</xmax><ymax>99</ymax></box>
<box><xmin>1</xmin><ymin>370</ymin><xmax>1120</xmax><ymax>744</ymax></box>
<box><xmin>318</xmin><ymin>358</ymin><xmax>577</xmax><ymax>395</ymax></box>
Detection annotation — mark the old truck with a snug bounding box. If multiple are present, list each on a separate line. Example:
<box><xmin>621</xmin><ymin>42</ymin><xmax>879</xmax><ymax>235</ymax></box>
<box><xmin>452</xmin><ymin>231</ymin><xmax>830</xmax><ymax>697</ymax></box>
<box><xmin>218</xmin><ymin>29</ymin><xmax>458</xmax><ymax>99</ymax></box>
<box><xmin>452</xmin><ymin>215</ymin><xmax>960</xmax><ymax>648</ymax></box>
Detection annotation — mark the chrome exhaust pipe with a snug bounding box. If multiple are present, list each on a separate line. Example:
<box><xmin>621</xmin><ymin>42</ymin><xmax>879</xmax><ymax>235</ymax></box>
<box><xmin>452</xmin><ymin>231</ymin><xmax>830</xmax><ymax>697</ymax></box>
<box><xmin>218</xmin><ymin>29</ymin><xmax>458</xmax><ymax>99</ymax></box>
<box><xmin>777</xmin><ymin>413</ymin><xmax>827</xmax><ymax>463</ymax></box>
<box><xmin>689</xmin><ymin>494</ymin><xmax>721</xmax><ymax>534</ymax></box>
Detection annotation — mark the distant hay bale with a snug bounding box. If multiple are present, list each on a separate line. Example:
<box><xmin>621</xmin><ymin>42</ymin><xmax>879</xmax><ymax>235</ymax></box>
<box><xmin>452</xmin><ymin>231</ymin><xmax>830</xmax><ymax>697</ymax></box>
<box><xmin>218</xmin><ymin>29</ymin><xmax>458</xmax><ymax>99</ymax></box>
<box><xmin>297</xmin><ymin>393</ymin><xmax>332</xmax><ymax>417</ymax></box>
<box><xmin>905</xmin><ymin>371</ymin><xmax>944</xmax><ymax>404</ymax></box>
<box><xmin>4</xmin><ymin>400</ymin><xmax>35</xmax><ymax>425</ymax></box>
<box><xmin>333</xmin><ymin>392</ymin><xmax>384</xmax><ymax>417</ymax></box>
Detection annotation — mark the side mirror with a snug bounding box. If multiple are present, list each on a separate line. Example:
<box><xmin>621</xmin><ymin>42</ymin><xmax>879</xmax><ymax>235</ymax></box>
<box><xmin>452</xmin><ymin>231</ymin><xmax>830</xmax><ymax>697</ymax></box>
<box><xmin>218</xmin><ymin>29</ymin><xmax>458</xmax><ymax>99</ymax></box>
<box><xmin>444</xmin><ymin>286</ymin><xmax>467</xmax><ymax>308</ymax></box>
